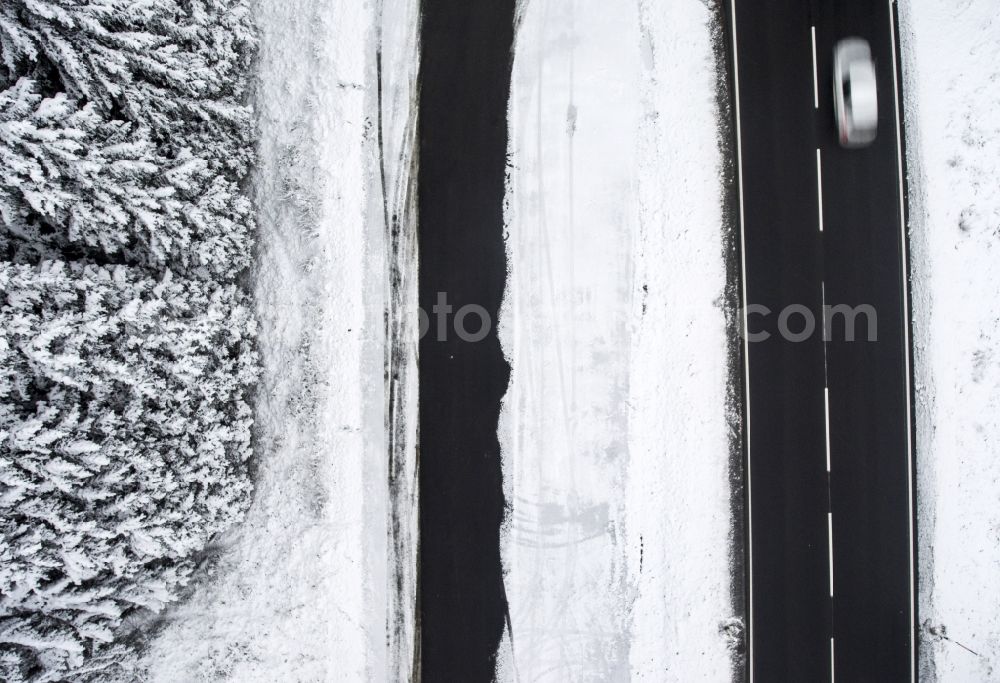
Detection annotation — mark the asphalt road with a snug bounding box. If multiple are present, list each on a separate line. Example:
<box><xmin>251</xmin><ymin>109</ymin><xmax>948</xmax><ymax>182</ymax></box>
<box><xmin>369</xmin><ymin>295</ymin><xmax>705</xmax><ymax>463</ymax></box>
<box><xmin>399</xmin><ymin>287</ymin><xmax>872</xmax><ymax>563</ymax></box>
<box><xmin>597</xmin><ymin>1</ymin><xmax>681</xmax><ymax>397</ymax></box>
<box><xmin>725</xmin><ymin>0</ymin><xmax>916</xmax><ymax>680</ymax></box>
<box><xmin>417</xmin><ymin>1</ymin><xmax>516</xmax><ymax>680</ymax></box>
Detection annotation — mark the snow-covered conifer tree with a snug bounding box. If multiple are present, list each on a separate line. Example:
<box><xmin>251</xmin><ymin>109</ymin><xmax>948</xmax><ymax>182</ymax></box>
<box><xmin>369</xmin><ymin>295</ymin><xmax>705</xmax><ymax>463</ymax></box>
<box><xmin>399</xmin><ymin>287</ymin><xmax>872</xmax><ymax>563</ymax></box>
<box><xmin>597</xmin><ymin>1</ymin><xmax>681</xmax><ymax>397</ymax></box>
<box><xmin>0</xmin><ymin>0</ymin><xmax>256</xmax><ymax>281</ymax></box>
<box><xmin>0</xmin><ymin>77</ymin><xmax>252</xmax><ymax>278</ymax></box>
<box><xmin>0</xmin><ymin>1</ymin><xmax>259</xmax><ymax>678</ymax></box>
<box><xmin>0</xmin><ymin>260</ymin><xmax>257</xmax><ymax>680</ymax></box>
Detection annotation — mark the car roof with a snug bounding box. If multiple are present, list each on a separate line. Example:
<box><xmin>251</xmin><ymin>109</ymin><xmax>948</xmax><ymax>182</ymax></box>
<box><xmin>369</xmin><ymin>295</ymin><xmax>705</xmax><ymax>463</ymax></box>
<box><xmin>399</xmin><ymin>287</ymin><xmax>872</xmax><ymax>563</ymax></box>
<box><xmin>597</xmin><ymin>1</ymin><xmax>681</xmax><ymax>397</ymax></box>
<box><xmin>848</xmin><ymin>61</ymin><xmax>878</xmax><ymax>124</ymax></box>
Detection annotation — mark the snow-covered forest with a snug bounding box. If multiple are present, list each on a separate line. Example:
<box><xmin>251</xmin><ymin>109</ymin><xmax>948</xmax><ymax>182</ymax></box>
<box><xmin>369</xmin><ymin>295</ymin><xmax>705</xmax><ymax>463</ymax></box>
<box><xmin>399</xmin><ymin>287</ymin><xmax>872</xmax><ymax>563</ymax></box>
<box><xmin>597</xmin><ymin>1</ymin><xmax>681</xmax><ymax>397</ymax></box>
<box><xmin>0</xmin><ymin>1</ymin><xmax>257</xmax><ymax>680</ymax></box>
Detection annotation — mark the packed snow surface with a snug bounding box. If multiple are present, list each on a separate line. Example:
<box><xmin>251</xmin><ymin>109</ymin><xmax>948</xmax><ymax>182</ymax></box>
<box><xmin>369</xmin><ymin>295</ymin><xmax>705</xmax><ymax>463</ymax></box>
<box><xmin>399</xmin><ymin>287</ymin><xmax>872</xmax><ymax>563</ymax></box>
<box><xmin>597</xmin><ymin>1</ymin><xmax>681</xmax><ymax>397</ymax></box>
<box><xmin>497</xmin><ymin>0</ymin><xmax>736</xmax><ymax>680</ymax></box>
<box><xmin>900</xmin><ymin>0</ymin><xmax>1000</xmax><ymax>679</ymax></box>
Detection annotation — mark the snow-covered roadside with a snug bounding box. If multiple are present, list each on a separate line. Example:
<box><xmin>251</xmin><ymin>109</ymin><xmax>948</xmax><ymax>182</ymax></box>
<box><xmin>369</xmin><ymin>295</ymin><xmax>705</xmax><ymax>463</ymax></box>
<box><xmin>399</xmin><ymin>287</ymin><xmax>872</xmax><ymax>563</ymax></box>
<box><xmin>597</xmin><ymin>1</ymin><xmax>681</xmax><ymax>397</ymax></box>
<box><xmin>140</xmin><ymin>0</ymin><xmax>419</xmax><ymax>679</ymax></box>
<box><xmin>623</xmin><ymin>1</ymin><xmax>735</xmax><ymax>678</ymax></box>
<box><xmin>496</xmin><ymin>0</ymin><xmax>734</xmax><ymax>679</ymax></box>
<box><xmin>375</xmin><ymin>0</ymin><xmax>421</xmax><ymax>677</ymax></box>
<box><xmin>899</xmin><ymin>0</ymin><xmax>1000</xmax><ymax>679</ymax></box>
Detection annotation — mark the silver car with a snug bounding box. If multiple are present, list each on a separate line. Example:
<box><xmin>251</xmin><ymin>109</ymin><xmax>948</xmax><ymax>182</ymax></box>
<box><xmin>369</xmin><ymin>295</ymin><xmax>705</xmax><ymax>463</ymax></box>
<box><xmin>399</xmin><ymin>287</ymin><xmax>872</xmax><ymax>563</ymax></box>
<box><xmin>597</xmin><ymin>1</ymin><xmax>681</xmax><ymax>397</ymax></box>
<box><xmin>834</xmin><ymin>38</ymin><xmax>878</xmax><ymax>148</ymax></box>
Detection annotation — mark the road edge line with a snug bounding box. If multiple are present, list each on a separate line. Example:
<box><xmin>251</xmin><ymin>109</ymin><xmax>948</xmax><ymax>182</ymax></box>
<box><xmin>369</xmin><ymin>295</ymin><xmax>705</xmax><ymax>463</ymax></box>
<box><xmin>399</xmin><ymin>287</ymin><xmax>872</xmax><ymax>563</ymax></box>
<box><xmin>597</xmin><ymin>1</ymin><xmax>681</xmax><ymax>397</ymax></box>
<box><xmin>888</xmin><ymin>1</ymin><xmax>917</xmax><ymax>680</ymax></box>
<box><xmin>728</xmin><ymin>0</ymin><xmax>753</xmax><ymax>679</ymax></box>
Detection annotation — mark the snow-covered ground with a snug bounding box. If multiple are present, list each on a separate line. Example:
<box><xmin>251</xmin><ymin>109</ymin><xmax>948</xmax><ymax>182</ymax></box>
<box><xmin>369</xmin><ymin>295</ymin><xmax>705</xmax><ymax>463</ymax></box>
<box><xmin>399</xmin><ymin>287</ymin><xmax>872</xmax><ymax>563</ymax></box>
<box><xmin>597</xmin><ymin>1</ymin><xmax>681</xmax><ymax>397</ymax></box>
<box><xmin>899</xmin><ymin>0</ymin><xmax>1000</xmax><ymax>679</ymax></box>
<box><xmin>140</xmin><ymin>0</ymin><xmax>419</xmax><ymax>679</ymax></box>
<box><xmin>497</xmin><ymin>1</ymin><xmax>735</xmax><ymax>679</ymax></box>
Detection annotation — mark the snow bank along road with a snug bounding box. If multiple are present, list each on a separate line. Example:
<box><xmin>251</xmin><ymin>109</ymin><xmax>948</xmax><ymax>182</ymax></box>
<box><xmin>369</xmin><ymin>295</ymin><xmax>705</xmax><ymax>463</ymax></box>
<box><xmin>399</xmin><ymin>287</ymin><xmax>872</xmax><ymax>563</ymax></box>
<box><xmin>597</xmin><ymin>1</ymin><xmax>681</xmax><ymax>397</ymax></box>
<box><xmin>725</xmin><ymin>0</ymin><xmax>916</xmax><ymax>680</ymax></box>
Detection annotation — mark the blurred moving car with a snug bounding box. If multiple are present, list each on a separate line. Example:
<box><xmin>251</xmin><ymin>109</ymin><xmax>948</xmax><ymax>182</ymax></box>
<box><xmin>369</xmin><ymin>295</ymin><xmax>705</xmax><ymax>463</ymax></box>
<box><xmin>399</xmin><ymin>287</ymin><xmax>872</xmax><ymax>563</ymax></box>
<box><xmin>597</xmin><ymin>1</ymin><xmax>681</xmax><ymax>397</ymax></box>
<box><xmin>834</xmin><ymin>38</ymin><xmax>878</xmax><ymax>148</ymax></box>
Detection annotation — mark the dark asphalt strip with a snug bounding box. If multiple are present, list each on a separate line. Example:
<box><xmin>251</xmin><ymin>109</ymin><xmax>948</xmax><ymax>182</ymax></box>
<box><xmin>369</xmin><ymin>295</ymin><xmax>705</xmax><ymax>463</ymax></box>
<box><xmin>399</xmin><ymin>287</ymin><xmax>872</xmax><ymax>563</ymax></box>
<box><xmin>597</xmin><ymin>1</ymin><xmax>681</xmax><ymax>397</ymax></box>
<box><xmin>417</xmin><ymin>1</ymin><xmax>516</xmax><ymax>680</ymax></box>
<box><xmin>726</xmin><ymin>0</ymin><xmax>916</xmax><ymax>680</ymax></box>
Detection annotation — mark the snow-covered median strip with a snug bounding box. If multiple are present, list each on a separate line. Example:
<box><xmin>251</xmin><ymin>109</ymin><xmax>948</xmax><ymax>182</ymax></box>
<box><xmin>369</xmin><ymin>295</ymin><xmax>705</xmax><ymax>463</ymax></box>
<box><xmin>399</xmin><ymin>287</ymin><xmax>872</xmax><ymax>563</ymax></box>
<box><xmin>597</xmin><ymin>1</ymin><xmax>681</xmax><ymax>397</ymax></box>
<box><xmin>497</xmin><ymin>0</ymin><xmax>735</xmax><ymax>679</ymax></box>
<box><xmin>625</xmin><ymin>1</ymin><xmax>736</xmax><ymax>678</ymax></box>
<box><xmin>900</xmin><ymin>0</ymin><xmax>1000</xmax><ymax>679</ymax></box>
